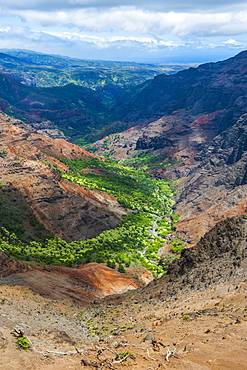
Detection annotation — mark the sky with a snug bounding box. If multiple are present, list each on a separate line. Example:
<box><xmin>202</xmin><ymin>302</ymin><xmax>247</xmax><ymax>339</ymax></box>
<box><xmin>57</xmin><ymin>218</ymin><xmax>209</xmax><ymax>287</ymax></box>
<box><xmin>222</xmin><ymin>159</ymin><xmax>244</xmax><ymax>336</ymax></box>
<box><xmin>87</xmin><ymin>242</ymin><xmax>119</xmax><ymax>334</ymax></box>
<box><xmin>0</xmin><ymin>1</ymin><xmax>247</xmax><ymax>63</ymax></box>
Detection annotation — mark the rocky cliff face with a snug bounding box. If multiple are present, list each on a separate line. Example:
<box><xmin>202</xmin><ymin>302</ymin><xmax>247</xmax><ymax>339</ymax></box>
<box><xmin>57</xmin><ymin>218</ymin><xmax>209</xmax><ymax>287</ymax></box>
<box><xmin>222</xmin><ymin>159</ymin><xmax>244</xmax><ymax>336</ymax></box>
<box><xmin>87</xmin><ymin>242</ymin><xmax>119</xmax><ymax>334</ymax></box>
<box><xmin>93</xmin><ymin>51</ymin><xmax>247</xmax><ymax>244</ymax></box>
<box><xmin>174</xmin><ymin>114</ymin><xmax>247</xmax><ymax>243</ymax></box>
<box><xmin>0</xmin><ymin>113</ymin><xmax>123</xmax><ymax>242</ymax></box>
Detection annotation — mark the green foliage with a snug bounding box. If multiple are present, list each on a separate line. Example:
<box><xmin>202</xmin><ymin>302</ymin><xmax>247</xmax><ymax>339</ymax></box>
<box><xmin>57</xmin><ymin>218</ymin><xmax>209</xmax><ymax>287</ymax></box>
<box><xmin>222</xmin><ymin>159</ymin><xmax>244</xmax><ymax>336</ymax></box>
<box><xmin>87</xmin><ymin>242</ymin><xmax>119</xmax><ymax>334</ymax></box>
<box><xmin>107</xmin><ymin>260</ymin><xmax>116</xmax><ymax>269</ymax></box>
<box><xmin>118</xmin><ymin>264</ymin><xmax>126</xmax><ymax>273</ymax></box>
<box><xmin>0</xmin><ymin>155</ymin><xmax>178</xmax><ymax>276</ymax></box>
<box><xmin>170</xmin><ymin>237</ymin><xmax>186</xmax><ymax>254</ymax></box>
<box><xmin>157</xmin><ymin>218</ymin><xmax>173</xmax><ymax>237</ymax></box>
<box><xmin>86</xmin><ymin>145</ymin><xmax>98</xmax><ymax>153</ymax></box>
<box><xmin>171</xmin><ymin>213</ymin><xmax>180</xmax><ymax>224</ymax></box>
<box><xmin>120</xmin><ymin>151</ymin><xmax>181</xmax><ymax>170</ymax></box>
<box><xmin>16</xmin><ymin>336</ymin><xmax>30</xmax><ymax>350</ymax></box>
<box><xmin>0</xmin><ymin>186</ymin><xmax>51</xmax><ymax>242</ymax></box>
<box><xmin>60</xmin><ymin>157</ymin><xmax>175</xmax><ymax>215</ymax></box>
<box><xmin>0</xmin><ymin>212</ymin><xmax>168</xmax><ymax>276</ymax></box>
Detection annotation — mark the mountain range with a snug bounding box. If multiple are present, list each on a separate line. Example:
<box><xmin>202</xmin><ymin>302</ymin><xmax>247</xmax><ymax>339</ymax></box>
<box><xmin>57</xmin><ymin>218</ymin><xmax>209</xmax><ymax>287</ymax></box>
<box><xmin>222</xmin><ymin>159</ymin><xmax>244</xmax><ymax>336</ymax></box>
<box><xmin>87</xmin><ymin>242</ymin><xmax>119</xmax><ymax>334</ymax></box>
<box><xmin>0</xmin><ymin>49</ymin><xmax>247</xmax><ymax>369</ymax></box>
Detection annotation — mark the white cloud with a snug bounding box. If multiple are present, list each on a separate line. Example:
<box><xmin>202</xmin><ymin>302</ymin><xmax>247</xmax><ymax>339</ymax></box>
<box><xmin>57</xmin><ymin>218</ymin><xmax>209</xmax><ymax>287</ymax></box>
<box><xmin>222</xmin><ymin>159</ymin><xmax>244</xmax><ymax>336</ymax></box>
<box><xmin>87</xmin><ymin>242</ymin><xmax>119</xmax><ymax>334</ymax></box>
<box><xmin>1</xmin><ymin>0</ymin><xmax>247</xmax><ymax>12</ymax></box>
<box><xmin>0</xmin><ymin>1</ymin><xmax>246</xmax><ymax>62</ymax></box>
<box><xmin>9</xmin><ymin>8</ymin><xmax>247</xmax><ymax>38</ymax></box>
<box><xmin>44</xmin><ymin>31</ymin><xmax>184</xmax><ymax>50</ymax></box>
<box><xmin>0</xmin><ymin>26</ymin><xmax>245</xmax><ymax>60</ymax></box>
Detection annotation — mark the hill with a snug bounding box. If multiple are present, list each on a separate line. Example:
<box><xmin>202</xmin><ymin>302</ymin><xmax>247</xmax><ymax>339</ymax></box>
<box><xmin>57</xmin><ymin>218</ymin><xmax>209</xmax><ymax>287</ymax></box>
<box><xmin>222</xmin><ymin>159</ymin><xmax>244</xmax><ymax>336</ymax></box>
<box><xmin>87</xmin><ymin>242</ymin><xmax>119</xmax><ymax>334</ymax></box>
<box><xmin>0</xmin><ymin>49</ymin><xmax>189</xmax><ymax>108</ymax></box>
<box><xmin>0</xmin><ymin>215</ymin><xmax>246</xmax><ymax>369</ymax></box>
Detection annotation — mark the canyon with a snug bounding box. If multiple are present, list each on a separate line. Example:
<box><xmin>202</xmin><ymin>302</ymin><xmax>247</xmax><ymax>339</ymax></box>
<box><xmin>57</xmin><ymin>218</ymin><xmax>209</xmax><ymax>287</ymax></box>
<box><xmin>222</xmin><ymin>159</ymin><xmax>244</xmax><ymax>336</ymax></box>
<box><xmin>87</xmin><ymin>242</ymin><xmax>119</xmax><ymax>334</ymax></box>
<box><xmin>0</xmin><ymin>50</ymin><xmax>247</xmax><ymax>369</ymax></box>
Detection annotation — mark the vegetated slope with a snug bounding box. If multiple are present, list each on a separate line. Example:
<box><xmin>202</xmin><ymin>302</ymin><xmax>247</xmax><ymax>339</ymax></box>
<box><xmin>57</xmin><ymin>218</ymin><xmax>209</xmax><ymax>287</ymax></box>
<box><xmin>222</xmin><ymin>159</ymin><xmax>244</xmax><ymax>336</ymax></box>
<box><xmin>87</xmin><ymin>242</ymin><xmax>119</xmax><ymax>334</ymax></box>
<box><xmin>0</xmin><ymin>112</ymin><xmax>179</xmax><ymax>278</ymax></box>
<box><xmin>0</xmin><ymin>215</ymin><xmax>246</xmax><ymax>370</ymax></box>
<box><xmin>0</xmin><ymin>49</ymin><xmax>187</xmax><ymax>87</ymax></box>
<box><xmin>117</xmin><ymin>50</ymin><xmax>247</xmax><ymax>130</ymax></box>
<box><xmin>0</xmin><ymin>49</ymin><xmax>189</xmax><ymax>111</ymax></box>
<box><xmin>0</xmin><ymin>113</ymin><xmax>122</xmax><ymax>242</ymax></box>
<box><xmin>0</xmin><ymin>72</ymin><xmax>108</xmax><ymax>144</ymax></box>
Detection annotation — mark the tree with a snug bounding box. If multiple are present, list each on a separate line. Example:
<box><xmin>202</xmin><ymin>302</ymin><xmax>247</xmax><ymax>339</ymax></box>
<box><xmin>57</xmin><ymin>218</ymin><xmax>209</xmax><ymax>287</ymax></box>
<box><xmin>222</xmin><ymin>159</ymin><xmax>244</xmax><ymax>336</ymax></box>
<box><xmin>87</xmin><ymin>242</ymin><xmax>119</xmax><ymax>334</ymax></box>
<box><xmin>118</xmin><ymin>264</ymin><xmax>125</xmax><ymax>273</ymax></box>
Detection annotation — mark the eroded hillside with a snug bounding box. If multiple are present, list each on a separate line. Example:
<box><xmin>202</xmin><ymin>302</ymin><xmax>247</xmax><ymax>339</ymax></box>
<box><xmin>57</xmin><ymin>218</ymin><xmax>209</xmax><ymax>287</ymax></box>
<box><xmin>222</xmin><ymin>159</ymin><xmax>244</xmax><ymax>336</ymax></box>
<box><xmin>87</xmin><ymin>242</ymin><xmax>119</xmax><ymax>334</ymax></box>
<box><xmin>0</xmin><ymin>216</ymin><xmax>246</xmax><ymax>369</ymax></box>
<box><xmin>0</xmin><ymin>113</ymin><xmax>123</xmax><ymax>242</ymax></box>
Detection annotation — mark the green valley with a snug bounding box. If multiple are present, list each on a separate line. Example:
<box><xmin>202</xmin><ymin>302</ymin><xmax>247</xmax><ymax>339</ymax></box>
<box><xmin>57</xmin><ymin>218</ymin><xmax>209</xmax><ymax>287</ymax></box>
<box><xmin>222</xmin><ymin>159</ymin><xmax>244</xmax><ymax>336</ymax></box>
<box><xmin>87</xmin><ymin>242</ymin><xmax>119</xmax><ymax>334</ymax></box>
<box><xmin>0</xmin><ymin>156</ymin><xmax>180</xmax><ymax>277</ymax></box>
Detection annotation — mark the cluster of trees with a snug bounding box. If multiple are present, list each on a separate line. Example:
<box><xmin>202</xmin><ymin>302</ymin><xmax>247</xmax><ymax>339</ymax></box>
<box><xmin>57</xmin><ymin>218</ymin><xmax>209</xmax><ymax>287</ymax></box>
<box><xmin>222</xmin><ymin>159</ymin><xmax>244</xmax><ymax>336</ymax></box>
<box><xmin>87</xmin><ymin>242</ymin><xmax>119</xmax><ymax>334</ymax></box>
<box><xmin>0</xmin><ymin>156</ymin><xmax>184</xmax><ymax>277</ymax></box>
<box><xmin>60</xmin><ymin>158</ymin><xmax>175</xmax><ymax>215</ymax></box>
<box><xmin>0</xmin><ymin>213</ymin><xmax>169</xmax><ymax>276</ymax></box>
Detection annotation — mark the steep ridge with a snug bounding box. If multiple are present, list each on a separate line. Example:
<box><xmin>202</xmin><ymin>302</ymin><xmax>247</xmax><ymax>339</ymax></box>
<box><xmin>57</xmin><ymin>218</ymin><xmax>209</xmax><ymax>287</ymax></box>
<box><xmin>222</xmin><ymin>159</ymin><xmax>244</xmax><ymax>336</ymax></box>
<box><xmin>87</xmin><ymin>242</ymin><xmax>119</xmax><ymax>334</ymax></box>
<box><xmin>0</xmin><ymin>113</ymin><xmax>122</xmax><ymax>242</ymax></box>
<box><xmin>118</xmin><ymin>50</ymin><xmax>247</xmax><ymax>132</ymax></box>
<box><xmin>0</xmin><ymin>216</ymin><xmax>246</xmax><ymax>369</ymax></box>
<box><xmin>0</xmin><ymin>72</ymin><xmax>107</xmax><ymax>143</ymax></box>
<box><xmin>105</xmin><ymin>215</ymin><xmax>247</xmax><ymax>303</ymax></box>
<box><xmin>174</xmin><ymin>113</ymin><xmax>247</xmax><ymax>244</ymax></box>
<box><xmin>96</xmin><ymin>51</ymin><xmax>247</xmax><ymax>164</ymax></box>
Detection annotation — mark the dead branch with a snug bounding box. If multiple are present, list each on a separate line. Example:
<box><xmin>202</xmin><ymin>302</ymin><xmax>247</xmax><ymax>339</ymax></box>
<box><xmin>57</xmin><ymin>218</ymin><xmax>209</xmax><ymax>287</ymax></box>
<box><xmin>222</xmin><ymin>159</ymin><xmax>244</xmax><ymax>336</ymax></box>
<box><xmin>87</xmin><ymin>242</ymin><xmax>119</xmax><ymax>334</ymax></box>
<box><xmin>181</xmin><ymin>297</ymin><xmax>192</xmax><ymax>304</ymax></box>
<box><xmin>81</xmin><ymin>358</ymin><xmax>99</xmax><ymax>368</ymax></box>
<box><xmin>11</xmin><ymin>328</ymin><xmax>24</xmax><ymax>337</ymax></box>
<box><xmin>166</xmin><ymin>347</ymin><xmax>172</xmax><ymax>362</ymax></box>
<box><xmin>113</xmin><ymin>354</ymin><xmax>129</xmax><ymax>363</ymax></box>
<box><xmin>45</xmin><ymin>349</ymin><xmax>81</xmax><ymax>355</ymax></box>
<box><xmin>165</xmin><ymin>347</ymin><xmax>178</xmax><ymax>362</ymax></box>
<box><xmin>134</xmin><ymin>346</ymin><xmax>157</xmax><ymax>361</ymax></box>
<box><xmin>97</xmin><ymin>347</ymin><xmax>118</xmax><ymax>356</ymax></box>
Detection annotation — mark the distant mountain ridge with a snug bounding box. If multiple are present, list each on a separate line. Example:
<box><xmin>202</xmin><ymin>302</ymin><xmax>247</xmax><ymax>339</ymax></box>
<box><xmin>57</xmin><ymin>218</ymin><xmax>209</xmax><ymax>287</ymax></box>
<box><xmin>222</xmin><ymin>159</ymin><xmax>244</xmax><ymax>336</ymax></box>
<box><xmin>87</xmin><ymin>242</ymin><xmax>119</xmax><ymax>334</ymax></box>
<box><xmin>116</xmin><ymin>50</ymin><xmax>247</xmax><ymax>132</ymax></box>
<box><xmin>0</xmin><ymin>49</ymin><xmax>188</xmax><ymax>111</ymax></box>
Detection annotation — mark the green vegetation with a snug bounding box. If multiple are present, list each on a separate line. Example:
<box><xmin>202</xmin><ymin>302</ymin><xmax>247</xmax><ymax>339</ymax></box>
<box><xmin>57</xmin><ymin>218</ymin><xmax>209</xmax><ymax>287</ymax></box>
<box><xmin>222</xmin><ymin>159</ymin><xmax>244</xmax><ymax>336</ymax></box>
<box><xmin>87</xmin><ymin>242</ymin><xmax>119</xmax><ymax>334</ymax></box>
<box><xmin>170</xmin><ymin>237</ymin><xmax>186</xmax><ymax>254</ymax></box>
<box><xmin>16</xmin><ymin>336</ymin><xmax>30</xmax><ymax>350</ymax></box>
<box><xmin>0</xmin><ymin>185</ymin><xmax>52</xmax><ymax>242</ymax></box>
<box><xmin>0</xmin><ymin>156</ymin><xmax>182</xmax><ymax>277</ymax></box>
<box><xmin>0</xmin><ymin>213</ymin><xmax>166</xmax><ymax>275</ymax></box>
<box><xmin>60</xmin><ymin>157</ymin><xmax>175</xmax><ymax>215</ymax></box>
<box><xmin>120</xmin><ymin>150</ymin><xmax>180</xmax><ymax>170</ymax></box>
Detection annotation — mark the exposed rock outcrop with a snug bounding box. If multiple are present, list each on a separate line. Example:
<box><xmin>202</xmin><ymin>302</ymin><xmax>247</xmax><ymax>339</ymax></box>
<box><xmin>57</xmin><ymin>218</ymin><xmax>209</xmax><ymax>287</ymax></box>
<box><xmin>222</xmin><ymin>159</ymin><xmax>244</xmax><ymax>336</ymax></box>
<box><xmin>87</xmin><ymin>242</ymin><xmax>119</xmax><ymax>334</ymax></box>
<box><xmin>109</xmin><ymin>215</ymin><xmax>247</xmax><ymax>303</ymax></box>
<box><xmin>174</xmin><ymin>114</ymin><xmax>247</xmax><ymax>244</ymax></box>
<box><xmin>0</xmin><ymin>114</ymin><xmax>123</xmax><ymax>241</ymax></box>
<box><xmin>0</xmin><ymin>260</ymin><xmax>139</xmax><ymax>304</ymax></box>
<box><xmin>0</xmin><ymin>252</ymin><xmax>31</xmax><ymax>277</ymax></box>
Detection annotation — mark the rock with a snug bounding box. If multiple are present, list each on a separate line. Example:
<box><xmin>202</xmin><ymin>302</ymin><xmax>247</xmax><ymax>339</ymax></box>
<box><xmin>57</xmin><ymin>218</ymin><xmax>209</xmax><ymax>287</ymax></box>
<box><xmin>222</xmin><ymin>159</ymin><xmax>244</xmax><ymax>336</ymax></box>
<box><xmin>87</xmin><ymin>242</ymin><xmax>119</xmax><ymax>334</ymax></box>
<box><xmin>141</xmin><ymin>332</ymin><xmax>155</xmax><ymax>344</ymax></box>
